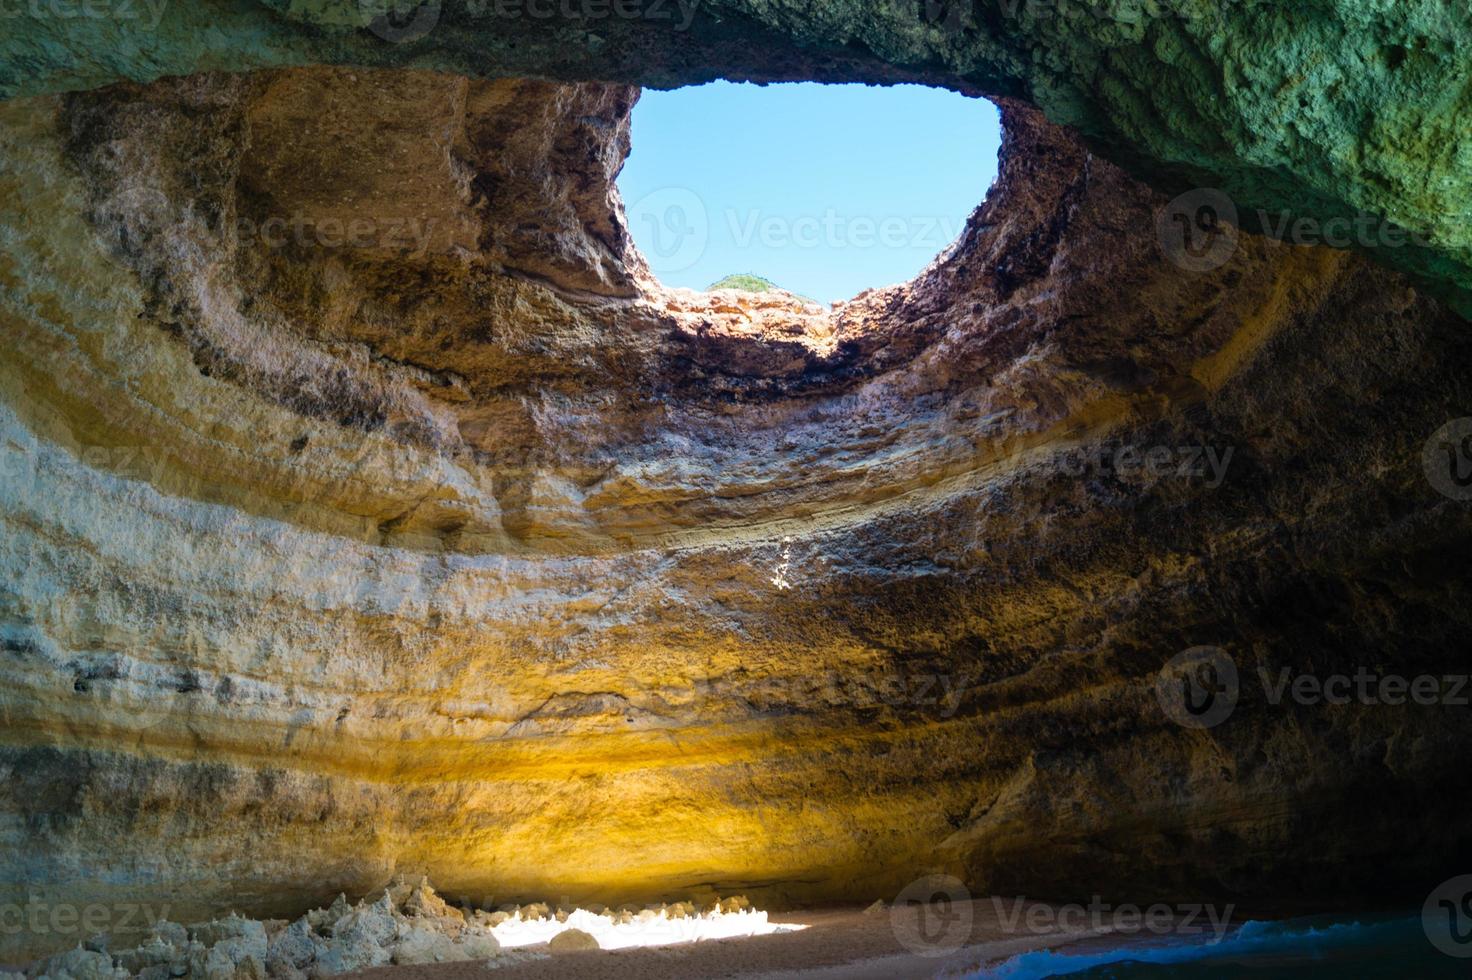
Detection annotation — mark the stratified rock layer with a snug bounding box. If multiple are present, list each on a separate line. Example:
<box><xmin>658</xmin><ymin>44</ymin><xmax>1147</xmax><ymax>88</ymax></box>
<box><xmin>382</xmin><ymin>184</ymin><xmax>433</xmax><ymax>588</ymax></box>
<box><xmin>1</xmin><ymin>66</ymin><xmax>1470</xmax><ymax>964</ymax></box>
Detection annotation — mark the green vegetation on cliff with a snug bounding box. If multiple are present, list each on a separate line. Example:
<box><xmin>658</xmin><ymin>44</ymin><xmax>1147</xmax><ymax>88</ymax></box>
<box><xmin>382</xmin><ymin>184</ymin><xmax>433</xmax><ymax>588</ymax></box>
<box><xmin>707</xmin><ymin>274</ymin><xmax>820</xmax><ymax>306</ymax></box>
<box><xmin>707</xmin><ymin>273</ymin><xmax>778</xmax><ymax>293</ymax></box>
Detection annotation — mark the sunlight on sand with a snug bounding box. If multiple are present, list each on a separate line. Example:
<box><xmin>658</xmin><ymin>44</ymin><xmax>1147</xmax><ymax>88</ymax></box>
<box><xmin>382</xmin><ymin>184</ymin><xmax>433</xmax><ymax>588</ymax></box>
<box><xmin>490</xmin><ymin>906</ymin><xmax>805</xmax><ymax>950</ymax></box>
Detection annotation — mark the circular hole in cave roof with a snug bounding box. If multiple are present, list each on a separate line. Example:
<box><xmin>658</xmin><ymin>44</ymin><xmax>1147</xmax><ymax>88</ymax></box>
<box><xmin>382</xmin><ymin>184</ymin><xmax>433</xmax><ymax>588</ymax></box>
<box><xmin>619</xmin><ymin>81</ymin><xmax>1002</xmax><ymax>306</ymax></box>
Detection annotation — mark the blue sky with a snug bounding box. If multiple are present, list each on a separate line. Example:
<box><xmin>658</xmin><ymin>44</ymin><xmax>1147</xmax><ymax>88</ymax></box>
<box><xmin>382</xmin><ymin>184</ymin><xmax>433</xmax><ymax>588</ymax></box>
<box><xmin>618</xmin><ymin>81</ymin><xmax>1003</xmax><ymax>304</ymax></box>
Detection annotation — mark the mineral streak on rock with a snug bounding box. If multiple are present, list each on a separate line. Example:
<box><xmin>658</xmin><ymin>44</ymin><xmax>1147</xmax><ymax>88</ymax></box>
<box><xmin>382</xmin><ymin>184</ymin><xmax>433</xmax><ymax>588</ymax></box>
<box><xmin>1</xmin><ymin>59</ymin><xmax>1471</xmax><ymax>967</ymax></box>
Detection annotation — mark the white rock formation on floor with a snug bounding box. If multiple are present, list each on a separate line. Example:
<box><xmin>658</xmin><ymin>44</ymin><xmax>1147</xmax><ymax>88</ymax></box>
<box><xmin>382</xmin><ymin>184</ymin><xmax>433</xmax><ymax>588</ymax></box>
<box><xmin>21</xmin><ymin>881</ymin><xmax>503</xmax><ymax>980</ymax></box>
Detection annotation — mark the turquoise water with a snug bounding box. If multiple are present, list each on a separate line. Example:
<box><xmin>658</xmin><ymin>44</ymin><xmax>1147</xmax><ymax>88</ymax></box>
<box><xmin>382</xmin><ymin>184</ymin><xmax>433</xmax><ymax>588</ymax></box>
<box><xmin>977</xmin><ymin>914</ymin><xmax>1463</xmax><ymax>978</ymax></box>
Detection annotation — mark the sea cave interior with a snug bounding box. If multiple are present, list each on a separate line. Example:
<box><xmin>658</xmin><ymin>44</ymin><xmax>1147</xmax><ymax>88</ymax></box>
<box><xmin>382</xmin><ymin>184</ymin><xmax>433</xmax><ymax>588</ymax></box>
<box><xmin>3</xmin><ymin>1</ymin><xmax>1472</xmax><ymax>978</ymax></box>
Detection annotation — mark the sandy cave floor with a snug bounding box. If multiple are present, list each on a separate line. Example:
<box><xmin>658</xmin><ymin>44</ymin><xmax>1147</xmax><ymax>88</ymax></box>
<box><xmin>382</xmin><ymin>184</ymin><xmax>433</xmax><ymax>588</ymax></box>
<box><xmin>347</xmin><ymin>900</ymin><xmax>1104</xmax><ymax>980</ymax></box>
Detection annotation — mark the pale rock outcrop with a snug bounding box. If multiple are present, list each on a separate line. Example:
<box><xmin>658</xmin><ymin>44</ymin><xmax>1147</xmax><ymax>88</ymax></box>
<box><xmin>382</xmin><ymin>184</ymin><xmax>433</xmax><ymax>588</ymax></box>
<box><xmin>390</xmin><ymin>925</ymin><xmax>499</xmax><ymax>966</ymax></box>
<box><xmin>546</xmin><ymin>929</ymin><xmax>598</xmax><ymax>953</ymax></box>
<box><xmin>25</xmin><ymin>948</ymin><xmax>125</xmax><ymax>980</ymax></box>
<box><xmin>21</xmin><ymin>883</ymin><xmax>501</xmax><ymax>980</ymax></box>
<box><xmin>263</xmin><ymin>918</ymin><xmax>322</xmax><ymax>977</ymax></box>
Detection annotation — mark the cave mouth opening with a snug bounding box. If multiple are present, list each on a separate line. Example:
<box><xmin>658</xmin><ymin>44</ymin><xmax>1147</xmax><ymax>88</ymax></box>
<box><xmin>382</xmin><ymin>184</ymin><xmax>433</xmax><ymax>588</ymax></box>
<box><xmin>618</xmin><ymin>81</ymin><xmax>1003</xmax><ymax>306</ymax></box>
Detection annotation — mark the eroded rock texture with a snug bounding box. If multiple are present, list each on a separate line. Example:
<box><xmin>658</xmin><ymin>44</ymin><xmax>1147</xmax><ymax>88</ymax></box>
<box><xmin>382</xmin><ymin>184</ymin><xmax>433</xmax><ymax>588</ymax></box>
<box><xmin>1</xmin><ymin>63</ymin><xmax>1471</xmax><ymax>964</ymax></box>
<box><xmin>23</xmin><ymin>880</ymin><xmax>507</xmax><ymax>979</ymax></box>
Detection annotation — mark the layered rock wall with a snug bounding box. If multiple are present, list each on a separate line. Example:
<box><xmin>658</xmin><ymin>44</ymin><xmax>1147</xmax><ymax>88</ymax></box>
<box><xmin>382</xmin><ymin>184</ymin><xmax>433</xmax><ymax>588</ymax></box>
<box><xmin>1</xmin><ymin>65</ymin><xmax>1470</xmax><ymax>963</ymax></box>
